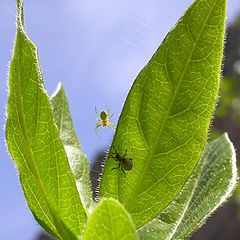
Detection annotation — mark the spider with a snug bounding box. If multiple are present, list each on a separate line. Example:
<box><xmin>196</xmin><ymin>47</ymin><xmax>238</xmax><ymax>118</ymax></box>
<box><xmin>95</xmin><ymin>107</ymin><xmax>115</xmax><ymax>135</ymax></box>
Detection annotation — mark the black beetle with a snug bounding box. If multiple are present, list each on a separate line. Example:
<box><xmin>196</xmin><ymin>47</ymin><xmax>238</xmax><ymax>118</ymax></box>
<box><xmin>110</xmin><ymin>146</ymin><xmax>133</xmax><ymax>177</ymax></box>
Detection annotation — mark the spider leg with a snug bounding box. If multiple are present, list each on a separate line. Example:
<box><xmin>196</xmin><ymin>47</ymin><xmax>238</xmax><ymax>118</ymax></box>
<box><xmin>95</xmin><ymin>106</ymin><xmax>99</xmax><ymax>117</ymax></box>
<box><xmin>105</xmin><ymin>107</ymin><xmax>113</xmax><ymax>119</ymax></box>
<box><xmin>108</xmin><ymin>121</ymin><xmax>115</xmax><ymax>130</ymax></box>
<box><xmin>95</xmin><ymin>122</ymin><xmax>102</xmax><ymax>136</ymax></box>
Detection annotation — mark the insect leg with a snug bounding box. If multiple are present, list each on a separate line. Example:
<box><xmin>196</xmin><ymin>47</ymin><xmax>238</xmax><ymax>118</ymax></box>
<box><xmin>110</xmin><ymin>155</ymin><xmax>118</xmax><ymax>161</ymax></box>
<box><xmin>112</xmin><ymin>145</ymin><xmax>118</xmax><ymax>155</ymax></box>
<box><xmin>123</xmin><ymin>149</ymin><xmax>128</xmax><ymax>157</ymax></box>
<box><xmin>111</xmin><ymin>163</ymin><xmax>121</xmax><ymax>171</ymax></box>
<box><xmin>121</xmin><ymin>166</ymin><xmax>126</xmax><ymax>178</ymax></box>
<box><xmin>109</xmin><ymin>150</ymin><xmax>117</xmax><ymax>161</ymax></box>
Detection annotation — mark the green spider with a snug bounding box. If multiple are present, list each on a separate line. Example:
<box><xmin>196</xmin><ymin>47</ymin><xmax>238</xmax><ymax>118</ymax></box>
<box><xmin>95</xmin><ymin>107</ymin><xmax>115</xmax><ymax>135</ymax></box>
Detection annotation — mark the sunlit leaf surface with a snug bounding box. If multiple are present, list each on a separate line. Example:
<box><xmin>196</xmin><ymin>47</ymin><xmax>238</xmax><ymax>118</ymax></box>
<box><xmin>100</xmin><ymin>0</ymin><xmax>227</xmax><ymax>228</ymax></box>
<box><xmin>6</xmin><ymin>1</ymin><xmax>86</xmax><ymax>239</ymax></box>
<box><xmin>138</xmin><ymin>134</ymin><xmax>237</xmax><ymax>239</ymax></box>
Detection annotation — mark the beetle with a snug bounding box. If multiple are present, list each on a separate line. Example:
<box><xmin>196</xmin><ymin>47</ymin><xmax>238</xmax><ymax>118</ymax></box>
<box><xmin>95</xmin><ymin>107</ymin><xmax>115</xmax><ymax>135</ymax></box>
<box><xmin>110</xmin><ymin>146</ymin><xmax>133</xmax><ymax>177</ymax></box>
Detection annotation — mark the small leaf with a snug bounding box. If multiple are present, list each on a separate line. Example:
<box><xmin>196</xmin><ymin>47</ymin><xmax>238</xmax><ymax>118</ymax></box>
<box><xmin>138</xmin><ymin>134</ymin><xmax>237</xmax><ymax>240</ymax></box>
<box><xmin>100</xmin><ymin>0</ymin><xmax>227</xmax><ymax>228</ymax></box>
<box><xmin>83</xmin><ymin>198</ymin><xmax>139</xmax><ymax>240</ymax></box>
<box><xmin>51</xmin><ymin>83</ymin><xmax>94</xmax><ymax>213</ymax></box>
<box><xmin>5</xmin><ymin>0</ymin><xmax>86</xmax><ymax>239</ymax></box>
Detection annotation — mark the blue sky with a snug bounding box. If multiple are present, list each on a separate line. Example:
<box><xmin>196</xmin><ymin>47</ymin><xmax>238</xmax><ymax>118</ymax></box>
<box><xmin>0</xmin><ymin>1</ymin><xmax>239</xmax><ymax>239</ymax></box>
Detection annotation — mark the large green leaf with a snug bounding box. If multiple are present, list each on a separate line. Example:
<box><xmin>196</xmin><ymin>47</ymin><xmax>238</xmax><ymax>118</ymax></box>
<box><xmin>138</xmin><ymin>134</ymin><xmax>237</xmax><ymax>239</ymax></box>
<box><xmin>5</xmin><ymin>1</ymin><xmax>86</xmax><ymax>239</ymax></box>
<box><xmin>51</xmin><ymin>83</ymin><xmax>94</xmax><ymax>213</ymax></box>
<box><xmin>100</xmin><ymin>0</ymin><xmax>226</xmax><ymax>228</ymax></box>
<box><xmin>82</xmin><ymin>198</ymin><xmax>139</xmax><ymax>240</ymax></box>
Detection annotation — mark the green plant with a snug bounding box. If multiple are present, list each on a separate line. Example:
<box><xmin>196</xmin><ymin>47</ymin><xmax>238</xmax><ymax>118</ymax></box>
<box><xmin>5</xmin><ymin>0</ymin><xmax>237</xmax><ymax>239</ymax></box>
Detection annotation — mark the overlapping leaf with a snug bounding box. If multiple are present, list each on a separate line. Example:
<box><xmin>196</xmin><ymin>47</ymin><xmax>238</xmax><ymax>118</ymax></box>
<box><xmin>51</xmin><ymin>83</ymin><xmax>94</xmax><ymax>213</ymax></box>
<box><xmin>138</xmin><ymin>134</ymin><xmax>237</xmax><ymax>239</ymax></box>
<box><xmin>83</xmin><ymin>198</ymin><xmax>139</xmax><ymax>240</ymax></box>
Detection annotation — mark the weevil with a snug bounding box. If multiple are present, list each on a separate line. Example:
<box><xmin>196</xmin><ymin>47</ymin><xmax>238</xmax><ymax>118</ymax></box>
<box><xmin>110</xmin><ymin>146</ymin><xmax>133</xmax><ymax>177</ymax></box>
<box><xmin>95</xmin><ymin>107</ymin><xmax>115</xmax><ymax>135</ymax></box>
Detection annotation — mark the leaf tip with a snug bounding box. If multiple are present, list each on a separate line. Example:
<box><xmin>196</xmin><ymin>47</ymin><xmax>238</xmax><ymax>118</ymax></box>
<box><xmin>51</xmin><ymin>82</ymin><xmax>64</xmax><ymax>99</ymax></box>
<box><xmin>16</xmin><ymin>0</ymin><xmax>25</xmax><ymax>31</ymax></box>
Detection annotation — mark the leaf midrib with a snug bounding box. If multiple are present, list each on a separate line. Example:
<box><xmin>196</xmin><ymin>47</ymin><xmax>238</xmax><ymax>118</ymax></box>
<box><xmin>125</xmin><ymin>0</ymin><xmax>217</xmax><ymax>211</ymax></box>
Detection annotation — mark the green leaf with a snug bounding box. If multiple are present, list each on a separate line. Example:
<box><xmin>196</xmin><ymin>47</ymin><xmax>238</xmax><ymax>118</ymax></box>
<box><xmin>100</xmin><ymin>0</ymin><xmax>226</xmax><ymax>228</ymax></box>
<box><xmin>83</xmin><ymin>198</ymin><xmax>139</xmax><ymax>240</ymax></box>
<box><xmin>51</xmin><ymin>83</ymin><xmax>94</xmax><ymax>213</ymax></box>
<box><xmin>5</xmin><ymin>1</ymin><xmax>86</xmax><ymax>239</ymax></box>
<box><xmin>138</xmin><ymin>134</ymin><xmax>237</xmax><ymax>239</ymax></box>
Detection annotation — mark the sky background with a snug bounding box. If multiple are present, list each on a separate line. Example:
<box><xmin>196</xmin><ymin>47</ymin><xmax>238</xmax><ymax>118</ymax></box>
<box><xmin>0</xmin><ymin>1</ymin><xmax>240</xmax><ymax>239</ymax></box>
